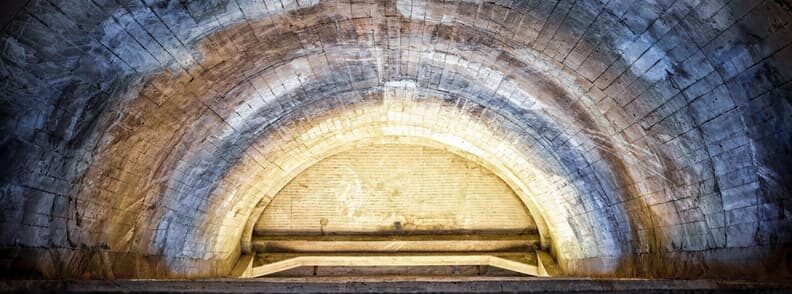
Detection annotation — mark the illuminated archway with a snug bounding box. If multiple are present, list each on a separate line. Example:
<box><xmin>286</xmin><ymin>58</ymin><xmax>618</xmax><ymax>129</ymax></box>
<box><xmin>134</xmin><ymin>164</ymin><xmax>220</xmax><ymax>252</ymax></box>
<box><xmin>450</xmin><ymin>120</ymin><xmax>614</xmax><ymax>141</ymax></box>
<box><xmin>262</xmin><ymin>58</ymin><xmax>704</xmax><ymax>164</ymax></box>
<box><xmin>193</xmin><ymin>86</ymin><xmax>627</xmax><ymax>277</ymax></box>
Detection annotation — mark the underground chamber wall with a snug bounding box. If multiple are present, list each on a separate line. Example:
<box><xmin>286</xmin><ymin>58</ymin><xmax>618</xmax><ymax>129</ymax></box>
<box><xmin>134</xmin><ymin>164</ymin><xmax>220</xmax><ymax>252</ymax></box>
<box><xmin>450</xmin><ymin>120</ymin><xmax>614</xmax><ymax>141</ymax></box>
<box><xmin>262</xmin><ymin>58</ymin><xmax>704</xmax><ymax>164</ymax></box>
<box><xmin>0</xmin><ymin>0</ymin><xmax>789</xmax><ymax>282</ymax></box>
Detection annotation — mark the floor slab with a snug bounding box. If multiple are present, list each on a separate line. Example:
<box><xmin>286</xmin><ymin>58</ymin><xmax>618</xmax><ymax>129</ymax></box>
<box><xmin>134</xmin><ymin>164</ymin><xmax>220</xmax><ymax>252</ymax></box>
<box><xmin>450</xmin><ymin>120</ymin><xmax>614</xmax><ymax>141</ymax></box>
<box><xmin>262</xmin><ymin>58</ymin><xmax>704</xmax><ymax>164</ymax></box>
<box><xmin>1</xmin><ymin>277</ymin><xmax>789</xmax><ymax>293</ymax></box>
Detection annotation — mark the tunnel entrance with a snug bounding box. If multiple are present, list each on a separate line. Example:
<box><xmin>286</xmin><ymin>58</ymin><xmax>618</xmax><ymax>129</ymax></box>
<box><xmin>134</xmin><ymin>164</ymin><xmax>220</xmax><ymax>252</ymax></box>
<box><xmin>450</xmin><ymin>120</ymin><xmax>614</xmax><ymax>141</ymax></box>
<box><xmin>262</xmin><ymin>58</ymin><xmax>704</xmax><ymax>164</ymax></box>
<box><xmin>238</xmin><ymin>144</ymin><xmax>558</xmax><ymax>277</ymax></box>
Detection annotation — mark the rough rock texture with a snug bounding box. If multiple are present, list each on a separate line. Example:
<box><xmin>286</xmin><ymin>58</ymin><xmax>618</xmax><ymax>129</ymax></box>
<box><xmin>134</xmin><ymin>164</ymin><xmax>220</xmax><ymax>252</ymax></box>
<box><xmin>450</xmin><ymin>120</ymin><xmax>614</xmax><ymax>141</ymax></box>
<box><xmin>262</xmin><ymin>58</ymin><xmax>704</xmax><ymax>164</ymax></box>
<box><xmin>0</xmin><ymin>0</ymin><xmax>790</xmax><ymax>281</ymax></box>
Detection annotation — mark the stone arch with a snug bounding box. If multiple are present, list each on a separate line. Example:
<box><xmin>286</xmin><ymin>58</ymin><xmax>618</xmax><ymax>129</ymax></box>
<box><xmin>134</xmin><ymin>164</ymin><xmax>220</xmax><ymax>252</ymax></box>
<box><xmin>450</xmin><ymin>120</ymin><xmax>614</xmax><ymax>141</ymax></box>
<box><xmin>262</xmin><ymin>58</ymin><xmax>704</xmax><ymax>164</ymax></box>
<box><xmin>0</xmin><ymin>0</ymin><xmax>789</xmax><ymax>281</ymax></box>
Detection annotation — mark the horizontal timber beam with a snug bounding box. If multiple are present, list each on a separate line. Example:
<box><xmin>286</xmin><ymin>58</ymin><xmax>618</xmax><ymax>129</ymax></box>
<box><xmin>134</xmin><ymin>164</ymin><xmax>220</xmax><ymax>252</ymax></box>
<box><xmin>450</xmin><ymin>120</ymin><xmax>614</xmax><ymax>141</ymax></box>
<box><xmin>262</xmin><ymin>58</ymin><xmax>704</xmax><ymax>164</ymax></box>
<box><xmin>252</xmin><ymin>234</ymin><xmax>540</xmax><ymax>253</ymax></box>
<box><xmin>248</xmin><ymin>254</ymin><xmax>547</xmax><ymax>277</ymax></box>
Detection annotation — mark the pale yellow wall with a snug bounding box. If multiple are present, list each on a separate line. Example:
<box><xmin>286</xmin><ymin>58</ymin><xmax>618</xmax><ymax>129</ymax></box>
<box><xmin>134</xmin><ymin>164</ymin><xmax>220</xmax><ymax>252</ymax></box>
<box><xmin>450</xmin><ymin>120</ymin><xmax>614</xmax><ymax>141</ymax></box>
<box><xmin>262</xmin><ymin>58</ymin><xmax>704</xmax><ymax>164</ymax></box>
<box><xmin>255</xmin><ymin>144</ymin><xmax>536</xmax><ymax>235</ymax></box>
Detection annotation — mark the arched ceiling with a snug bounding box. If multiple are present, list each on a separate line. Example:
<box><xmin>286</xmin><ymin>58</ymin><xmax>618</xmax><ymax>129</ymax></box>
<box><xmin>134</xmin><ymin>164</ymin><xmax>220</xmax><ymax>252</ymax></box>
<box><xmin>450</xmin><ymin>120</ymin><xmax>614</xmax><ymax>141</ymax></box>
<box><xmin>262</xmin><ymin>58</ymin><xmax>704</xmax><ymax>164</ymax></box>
<box><xmin>0</xmin><ymin>0</ymin><xmax>790</xmax><ymax>280</ymax></box>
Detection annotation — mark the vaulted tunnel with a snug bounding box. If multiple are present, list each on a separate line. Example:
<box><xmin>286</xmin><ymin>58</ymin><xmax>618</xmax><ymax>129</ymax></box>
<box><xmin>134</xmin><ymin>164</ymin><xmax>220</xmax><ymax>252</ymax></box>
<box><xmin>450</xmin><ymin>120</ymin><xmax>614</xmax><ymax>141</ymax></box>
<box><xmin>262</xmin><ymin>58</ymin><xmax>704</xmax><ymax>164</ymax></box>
<box><xmin>0</xmin><ymin>0</ymin><xmax>791</xmax><ymax>285</ymax></box>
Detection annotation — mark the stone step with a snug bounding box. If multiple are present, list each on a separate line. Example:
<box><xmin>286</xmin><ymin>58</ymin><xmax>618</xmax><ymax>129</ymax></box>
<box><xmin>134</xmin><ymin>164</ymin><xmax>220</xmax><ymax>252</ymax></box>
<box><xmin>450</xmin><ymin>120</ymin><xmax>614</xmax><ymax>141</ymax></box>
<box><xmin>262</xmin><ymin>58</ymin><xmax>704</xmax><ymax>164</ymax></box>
<box><xmin>252</xmin><ymin>234</ymin><xmax>540</xmax><ymax>253</ymax></box>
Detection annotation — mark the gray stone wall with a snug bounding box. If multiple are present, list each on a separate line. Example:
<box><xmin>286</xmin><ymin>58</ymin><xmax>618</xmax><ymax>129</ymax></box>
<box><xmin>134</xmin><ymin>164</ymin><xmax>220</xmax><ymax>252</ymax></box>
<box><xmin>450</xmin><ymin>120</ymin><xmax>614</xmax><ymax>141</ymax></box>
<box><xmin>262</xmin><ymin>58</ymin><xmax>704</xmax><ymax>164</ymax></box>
<box><xmin>0</xmin><ymin>0</ymin><xmax>789</xmax><ymax>280</ymax></box>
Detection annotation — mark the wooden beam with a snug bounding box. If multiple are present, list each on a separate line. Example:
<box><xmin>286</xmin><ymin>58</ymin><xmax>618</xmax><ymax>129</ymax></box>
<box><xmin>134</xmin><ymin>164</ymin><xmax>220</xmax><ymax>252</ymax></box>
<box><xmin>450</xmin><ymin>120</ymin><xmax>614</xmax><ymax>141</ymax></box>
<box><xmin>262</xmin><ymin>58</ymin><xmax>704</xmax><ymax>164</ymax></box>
<box><xmin>252</xmin><ymin>234</ymin><xmax>540</xmax><ymax>253</ymax></box>
<box><xmin>248</xmin><ymin>254</ymin><xmax>547</xmax><ymax>277</ymax></box>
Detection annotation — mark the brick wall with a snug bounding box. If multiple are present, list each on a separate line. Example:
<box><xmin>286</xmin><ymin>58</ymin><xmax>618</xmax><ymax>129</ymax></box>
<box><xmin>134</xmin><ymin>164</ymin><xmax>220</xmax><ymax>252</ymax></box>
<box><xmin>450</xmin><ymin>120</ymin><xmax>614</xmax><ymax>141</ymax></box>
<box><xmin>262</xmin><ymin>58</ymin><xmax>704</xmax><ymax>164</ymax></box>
<box><xmin>256</xmin><ymin>144</ymin><xmax>536</xmax><ymax>235</ymax></box>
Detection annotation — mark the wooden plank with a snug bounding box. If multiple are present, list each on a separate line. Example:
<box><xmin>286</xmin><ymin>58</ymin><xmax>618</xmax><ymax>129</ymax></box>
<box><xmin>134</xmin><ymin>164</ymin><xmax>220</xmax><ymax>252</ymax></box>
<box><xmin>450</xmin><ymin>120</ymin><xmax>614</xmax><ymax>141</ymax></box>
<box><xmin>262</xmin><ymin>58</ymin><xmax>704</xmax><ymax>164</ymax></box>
<box><xmin>248</xmin><ymin>254</ymin><xmax>547</xmax><ymax>277</ymax></box>
<box><xmin>252</xmin><ymin>234</ymin><xmax>540</xmax><ymax>252</ymax></box>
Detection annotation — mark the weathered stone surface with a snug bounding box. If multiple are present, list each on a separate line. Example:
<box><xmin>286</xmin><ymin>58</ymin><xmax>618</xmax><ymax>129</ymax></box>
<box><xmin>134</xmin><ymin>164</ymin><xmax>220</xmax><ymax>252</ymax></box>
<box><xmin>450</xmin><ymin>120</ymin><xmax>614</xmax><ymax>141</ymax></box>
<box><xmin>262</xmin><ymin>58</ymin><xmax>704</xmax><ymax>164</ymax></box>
<box><xmin>0</xmin><ymin>0</ymin><xmax>789</xmax><ymax>282</ymax></box>
<box><xmin>0</xmin><ymin>277</ymin><xmax>789</xmax><ymax>293</ymax></box>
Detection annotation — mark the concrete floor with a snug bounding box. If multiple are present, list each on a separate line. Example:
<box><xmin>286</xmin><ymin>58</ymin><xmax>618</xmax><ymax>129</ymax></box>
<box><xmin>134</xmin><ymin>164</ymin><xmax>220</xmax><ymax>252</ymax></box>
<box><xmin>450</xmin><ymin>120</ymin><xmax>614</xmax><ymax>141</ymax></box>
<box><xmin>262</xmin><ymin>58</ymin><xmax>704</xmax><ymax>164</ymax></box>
<box><xmin>1</xmin><ymin>277</ymin><xmax>789</xmax><ymax>293</ymax></box>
